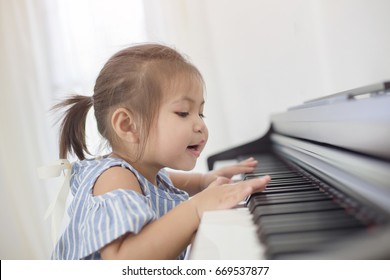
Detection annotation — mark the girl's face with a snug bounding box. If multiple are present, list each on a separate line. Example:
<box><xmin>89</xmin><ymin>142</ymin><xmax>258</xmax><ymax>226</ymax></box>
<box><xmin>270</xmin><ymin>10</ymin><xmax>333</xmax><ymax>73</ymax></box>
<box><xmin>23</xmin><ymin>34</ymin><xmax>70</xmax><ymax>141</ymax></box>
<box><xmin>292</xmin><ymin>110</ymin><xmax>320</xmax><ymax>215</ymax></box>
<box><xmin>144</xmin><ymin>78</ymin><xmax>208</xmax><ymax>171</ymax></box>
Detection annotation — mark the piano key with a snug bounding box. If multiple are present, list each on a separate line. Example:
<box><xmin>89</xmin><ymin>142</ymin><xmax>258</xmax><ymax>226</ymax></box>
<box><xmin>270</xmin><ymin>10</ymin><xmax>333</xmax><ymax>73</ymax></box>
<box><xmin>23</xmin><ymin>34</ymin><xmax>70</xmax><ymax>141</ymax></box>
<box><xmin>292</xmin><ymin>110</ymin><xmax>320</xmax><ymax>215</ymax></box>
<box><xmin>239</xmin><ymin>151</ymin><xmax>383</xmax><ymax>260</ymax></box>
<box><xmin>253</xmin><ymin>184</ymin><xmax>319</xmax><ymax>195</ymax></box>
<box><xmin>256</xmin><ymin>206</ymin><xmax>368</xmax><ymax>258</ymax></box>
<box><xmin>249</xmin><ymin>192</ymin><xmax>331</xmax><ymax>207</ymax></box>
<box><xmin>265</xmin><ymin>228</ymin><xmax>366</xmax><ymax>259</ymax></box>
<box><xmin>249</xmin><ymin>171</ymin><xmax>293</xmax><ymax>177</ymax></box>
<box><xmin>263</xmin><ymin>180</ymin><xmax>314</xmax><ymax>187</ymax></box>
<box><xmin>245</xmin><ymin>173</ymin><xmax>300</xmax><ymax>181</ymax></box>
<box><xmin>247</xmin><ymin>189</ymin><xmax>330</xmax><ymax>212</ymax></box>
<box><xmin>251</xmin><ymin>200</ymin><xmax>343</xmax><ymax>218</ymax></box>
<box><xmin>258</xmin><ymin>214</ymin><xmax>365</xmax><ymax>237</ymax></box>
<box><xmin>254</xmin><ymin>164</ymin><xmax>289</xmax><ymax>169</ymax></box>
<box><xmin>266</xmin><ymin>228</ymin><xmax>359</xmax><ymax>245</ymax></box>
<box><xmin>266</xmin><ymin>176</ymin><xmax>310</xmax><ymax>182</ymax></box>
<box><xmin>250</xmin><ymin>189</ymin><xmax>328</xmax><ymax>200</ymax></box>
<box><xmin>257</xmin><ymin>209</ymin><xmax>348</xmax><ymax>225</ymax></box>
<box><xmin>249</xmin><ymin>191</ymin><xmax>325</xmax><ymax>202</ymax></box>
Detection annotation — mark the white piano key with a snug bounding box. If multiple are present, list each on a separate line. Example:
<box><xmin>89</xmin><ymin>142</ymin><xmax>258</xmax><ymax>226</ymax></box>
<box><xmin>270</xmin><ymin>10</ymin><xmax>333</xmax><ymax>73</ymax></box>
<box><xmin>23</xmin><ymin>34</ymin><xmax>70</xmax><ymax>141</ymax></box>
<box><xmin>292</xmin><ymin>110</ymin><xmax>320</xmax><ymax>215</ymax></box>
<box><xmin>189</xmin><ymin>207</ymin><xmax>265</xmax><ymax>259</ymax></box>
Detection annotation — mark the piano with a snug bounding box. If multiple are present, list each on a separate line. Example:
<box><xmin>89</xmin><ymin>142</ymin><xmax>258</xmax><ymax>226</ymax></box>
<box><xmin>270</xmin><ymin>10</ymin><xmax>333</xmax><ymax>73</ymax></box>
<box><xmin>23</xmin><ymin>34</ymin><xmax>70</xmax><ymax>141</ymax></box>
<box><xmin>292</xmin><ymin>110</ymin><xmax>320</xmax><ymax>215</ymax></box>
<box><xmin>189</xmin><ymin>81</ymin><xmax>390</xmax><ymax>260</ymax></box>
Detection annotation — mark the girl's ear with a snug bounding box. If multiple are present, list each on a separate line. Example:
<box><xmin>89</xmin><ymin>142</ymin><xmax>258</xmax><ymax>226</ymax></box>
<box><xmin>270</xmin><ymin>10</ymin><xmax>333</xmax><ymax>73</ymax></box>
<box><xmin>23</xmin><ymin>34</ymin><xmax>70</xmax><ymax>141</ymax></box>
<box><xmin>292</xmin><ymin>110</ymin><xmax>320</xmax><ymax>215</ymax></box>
<box><xmin>111</xmin><ymin>108</ymin><xmax>139</xmax><ymax>143</ymax></box>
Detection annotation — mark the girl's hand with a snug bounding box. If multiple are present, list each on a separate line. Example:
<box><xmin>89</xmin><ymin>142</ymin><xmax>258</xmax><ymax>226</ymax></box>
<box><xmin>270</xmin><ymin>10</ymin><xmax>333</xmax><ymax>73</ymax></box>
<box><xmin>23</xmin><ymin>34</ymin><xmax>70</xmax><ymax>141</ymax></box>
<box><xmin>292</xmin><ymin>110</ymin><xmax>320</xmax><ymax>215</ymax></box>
<box><xmin>201</xmin><ymin>157</ymin><xmax>258</xmax><ymax>189</ymax></box>
<box><xmin>191</xmin><ymin>175</ymin><xmax>271</xmax><ymax>218</ymax></box>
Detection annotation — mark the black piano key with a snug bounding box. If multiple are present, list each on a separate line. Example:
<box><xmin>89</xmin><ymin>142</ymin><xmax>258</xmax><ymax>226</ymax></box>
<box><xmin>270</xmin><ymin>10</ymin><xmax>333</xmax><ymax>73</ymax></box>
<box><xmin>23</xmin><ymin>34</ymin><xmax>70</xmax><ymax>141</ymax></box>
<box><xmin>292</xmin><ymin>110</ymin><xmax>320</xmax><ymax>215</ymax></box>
<box><xmin>254</xmin><ymin>167</ymin><xmax>290</xmax><ymax>172</ymax></box>
<box><xmin>257</xmin><ymin>210</ymin><xmax>356</xmax><ymax>235</ymax></box>
<box><xmin>253</xmin><ymin>184</ymin><xmax>319</xmax><ymax>195</ymax></box>
<box><xmin>251</xmin><ymin>174</ymin><xmax>302</xmax><ymax>180</ymax></box>
<box><xmin>265</xmin><ymin>228</ymin><xmax>366</xmax><ymax>259</ymax></box>
<box><xmin>250</xmin><ymin>193</ymin><xmax>331</xmax><ymax>207</ymax></box>
<box><xmin>239</xmin><ymin>152</ymin><xmax>379</xmax><ymax>259</ymax></box>
<box><xmin>247</xmin><ymin>190</ymin><xmax>326</xmax><ymax>212</ymax></box>
<box><xmin>246</xmin><ymin>171</ymin><xmax>294</xmax><ymax>178</ymax></box>
<box><xmin>265</xmin><ymin>178</ymin><xmax>311</xmax><ymax>186</ymax></box>
<box><xmin>252</xmin><ymin>200</ymin><xmax>343</xmax><ymax>219</ymax></box>
<box><xmin>266</xmin><ymin>228</ymin><xmax>358</xmax><ymax>245</ymax></box>
<box><xmin>257</xmin><ymin>207</ymin><xmax>367</xmax><ymax>258</ymax></box>
<box><xmin>259</xmin><ymin>214</ymin><xmax>364</xmax><ymax>237</ymax></box>
<box><xmin>246</xmin><ymin>173</ymin><xmax>302</xmax><ymax>180</ymax></box>
<box><xmin>252</xmin><ymin>189</ymin><xmax>328</xmax><ymax>200</ymax></box>
<box><xmin>248</xmin><ymin>187</ymin><xmax>324</xmax><ymax>211</ymax></box>
<box><xmin>250</xmin><ymin>193</ymin><xmax>328</xmax><ymax>206</ymax></box>
<box><xmin>258</xmin><ymin>209</ymin><xmax>348</xmax><ymax>225</ymax></box>
<box><xmin>248</xmin><ymin>190</ymin><xmax>329</xmax><ymax>208</ymax></box>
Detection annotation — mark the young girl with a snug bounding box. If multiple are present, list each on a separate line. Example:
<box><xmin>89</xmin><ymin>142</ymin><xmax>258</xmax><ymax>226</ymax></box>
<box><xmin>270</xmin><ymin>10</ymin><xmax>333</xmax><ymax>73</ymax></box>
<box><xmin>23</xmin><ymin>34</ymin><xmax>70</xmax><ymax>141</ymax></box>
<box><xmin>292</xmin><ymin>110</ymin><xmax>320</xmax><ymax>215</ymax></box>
<box><xmin>52</xmin><ymin>43</ymin><xmax>270</xmax><ymax>260</ymax></box>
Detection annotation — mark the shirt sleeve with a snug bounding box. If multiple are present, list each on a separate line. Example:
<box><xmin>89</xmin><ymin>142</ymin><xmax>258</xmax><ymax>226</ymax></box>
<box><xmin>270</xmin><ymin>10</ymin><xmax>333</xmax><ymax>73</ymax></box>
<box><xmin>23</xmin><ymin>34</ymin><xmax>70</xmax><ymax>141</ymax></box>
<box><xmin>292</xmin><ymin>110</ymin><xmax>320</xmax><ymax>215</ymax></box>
<box><xmin>79</xmin><ymin>189</ymin><xmax>156</xmax><ymax>258</ymax></box>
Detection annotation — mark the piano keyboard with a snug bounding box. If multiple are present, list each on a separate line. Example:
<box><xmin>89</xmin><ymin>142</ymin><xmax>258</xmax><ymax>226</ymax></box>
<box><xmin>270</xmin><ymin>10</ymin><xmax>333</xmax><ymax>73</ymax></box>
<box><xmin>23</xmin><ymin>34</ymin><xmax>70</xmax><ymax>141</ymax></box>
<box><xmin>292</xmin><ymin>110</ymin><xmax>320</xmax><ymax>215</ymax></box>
<box><xmin>189</xmin><ymin>153</ymin><xmax>390</xmax><ymax>260</ymax></box>
<box><xmin>244</xmin><ymin>153</ymin><xmax>376</xmax><ymax>259</ymax></box>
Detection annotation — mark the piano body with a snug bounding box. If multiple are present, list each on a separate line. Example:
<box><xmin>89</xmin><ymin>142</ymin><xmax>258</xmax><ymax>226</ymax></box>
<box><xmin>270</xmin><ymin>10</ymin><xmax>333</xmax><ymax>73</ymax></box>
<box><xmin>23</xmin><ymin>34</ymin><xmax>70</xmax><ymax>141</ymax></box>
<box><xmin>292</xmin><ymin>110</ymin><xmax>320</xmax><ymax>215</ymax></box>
<box><xmin>189</xmin><ymin>81</ymin><xmax>390</xmax><ymax>259</ymax></box>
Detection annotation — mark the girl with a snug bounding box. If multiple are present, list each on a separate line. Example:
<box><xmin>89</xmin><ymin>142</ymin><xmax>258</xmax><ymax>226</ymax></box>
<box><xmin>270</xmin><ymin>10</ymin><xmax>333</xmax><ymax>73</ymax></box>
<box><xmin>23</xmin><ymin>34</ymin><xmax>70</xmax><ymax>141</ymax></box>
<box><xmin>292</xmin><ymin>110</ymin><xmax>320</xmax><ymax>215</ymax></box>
<box><xmin>52</xmin><ymin>43</ymin><xmax>270</xmax><ymax>260</ymax></box>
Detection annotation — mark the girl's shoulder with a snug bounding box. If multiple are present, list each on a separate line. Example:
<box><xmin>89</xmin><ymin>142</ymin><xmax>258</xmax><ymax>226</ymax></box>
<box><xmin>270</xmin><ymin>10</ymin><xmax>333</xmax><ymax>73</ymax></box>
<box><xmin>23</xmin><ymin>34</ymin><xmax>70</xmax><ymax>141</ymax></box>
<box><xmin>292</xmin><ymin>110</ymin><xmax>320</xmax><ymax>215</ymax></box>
<box><xmin>73</xmin><ymin>155</ymin><xmax>126</xmax><ymax>168</ymax></box>
<box><xmin>72</xmin><ymin>155</ymin><xmax>139</xmax><ymax>177</ymax></box>
<box><xmin>70</xmin><ymin>156</ymin><xmax>137</xmax><ymax>194</ymax></box>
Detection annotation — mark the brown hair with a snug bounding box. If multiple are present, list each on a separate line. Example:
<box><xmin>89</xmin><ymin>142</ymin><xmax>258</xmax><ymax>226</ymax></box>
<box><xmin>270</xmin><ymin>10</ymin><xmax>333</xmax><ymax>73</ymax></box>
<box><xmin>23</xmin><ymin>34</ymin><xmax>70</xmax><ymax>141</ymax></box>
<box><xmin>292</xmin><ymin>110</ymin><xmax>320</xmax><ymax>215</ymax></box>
<box><xmin>53</xmin><ymin>43</ymin><xmax>204</xmax><ymax>160</ymax></box>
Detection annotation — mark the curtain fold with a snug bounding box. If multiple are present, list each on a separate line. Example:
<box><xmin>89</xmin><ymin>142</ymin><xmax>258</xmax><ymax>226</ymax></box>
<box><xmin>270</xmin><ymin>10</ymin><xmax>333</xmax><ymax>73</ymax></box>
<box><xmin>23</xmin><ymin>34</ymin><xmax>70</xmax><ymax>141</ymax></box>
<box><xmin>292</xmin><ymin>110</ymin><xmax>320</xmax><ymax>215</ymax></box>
<box><xmin>0</xmin><ymin>0</ymin><xmax>56</xmax><ymax>259</ymax></box>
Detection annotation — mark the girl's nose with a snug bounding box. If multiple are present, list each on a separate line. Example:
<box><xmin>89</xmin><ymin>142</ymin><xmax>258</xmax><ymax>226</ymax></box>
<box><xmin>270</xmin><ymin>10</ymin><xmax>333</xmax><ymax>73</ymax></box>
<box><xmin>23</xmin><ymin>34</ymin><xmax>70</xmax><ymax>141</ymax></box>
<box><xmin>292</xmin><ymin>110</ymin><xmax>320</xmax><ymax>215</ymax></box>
<box><xmin>194</xmin><ymin>118</ymin><xmax>206</xmax><ymax>133</ymax></box>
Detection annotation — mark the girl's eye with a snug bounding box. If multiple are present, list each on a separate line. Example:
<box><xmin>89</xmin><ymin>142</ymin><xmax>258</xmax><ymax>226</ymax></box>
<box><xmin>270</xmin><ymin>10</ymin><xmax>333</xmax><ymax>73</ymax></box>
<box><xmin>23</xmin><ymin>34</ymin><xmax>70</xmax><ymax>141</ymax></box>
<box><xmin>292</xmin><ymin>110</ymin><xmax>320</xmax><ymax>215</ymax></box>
<box><xmin>199</xmin><ymin>113</ymin><xmax>206</xmax><ymax>119</ymax></box>
<box><xmin>175</xmin><ymin>112</ymin><xmax>189</xmax><ymax>118</ymax></box>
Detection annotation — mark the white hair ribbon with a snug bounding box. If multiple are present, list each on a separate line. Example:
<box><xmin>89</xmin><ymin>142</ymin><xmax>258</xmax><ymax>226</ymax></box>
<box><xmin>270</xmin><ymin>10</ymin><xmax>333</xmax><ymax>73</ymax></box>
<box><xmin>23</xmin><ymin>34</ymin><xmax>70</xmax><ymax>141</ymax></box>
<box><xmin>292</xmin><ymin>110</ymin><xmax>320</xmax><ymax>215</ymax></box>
<box><xmin>37</xmin><ymin>159</ymin><xmax>71</xmax><ymax>247</ymax></box>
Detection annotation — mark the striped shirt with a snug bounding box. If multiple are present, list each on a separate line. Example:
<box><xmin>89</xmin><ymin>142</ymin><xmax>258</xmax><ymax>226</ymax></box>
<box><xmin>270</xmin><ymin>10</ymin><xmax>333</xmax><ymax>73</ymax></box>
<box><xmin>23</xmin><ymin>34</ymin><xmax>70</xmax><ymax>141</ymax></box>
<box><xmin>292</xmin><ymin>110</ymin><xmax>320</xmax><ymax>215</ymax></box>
<box><xmin>51</xmin><ymin>156</ymin><xmax>189</xmax><ymax>260</ymax></box>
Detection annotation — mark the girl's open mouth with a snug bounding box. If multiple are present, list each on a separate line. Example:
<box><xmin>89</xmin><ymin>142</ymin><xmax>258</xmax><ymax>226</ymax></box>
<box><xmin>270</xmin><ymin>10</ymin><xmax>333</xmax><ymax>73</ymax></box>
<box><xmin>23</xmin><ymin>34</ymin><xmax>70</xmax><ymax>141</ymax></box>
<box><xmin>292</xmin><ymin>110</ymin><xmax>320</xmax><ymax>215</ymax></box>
<box><xmin>187</xmin><ymin>144</ymin><xmax>201</xmax><ymax>157</ymax></box>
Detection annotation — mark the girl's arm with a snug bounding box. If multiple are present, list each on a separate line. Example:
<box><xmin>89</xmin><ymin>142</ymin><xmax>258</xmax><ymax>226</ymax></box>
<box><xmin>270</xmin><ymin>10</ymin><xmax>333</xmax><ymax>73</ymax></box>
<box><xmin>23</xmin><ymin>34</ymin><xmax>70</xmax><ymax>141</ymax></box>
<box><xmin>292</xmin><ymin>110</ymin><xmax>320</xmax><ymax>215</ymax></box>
<box><xmin>169</xmin><ymin>157</ymin><xmax>258</xmax><ymax>196</ymax></box>
<box><xmin>94</xmin><ymin>166</ymin><xmax>269</xmax><ymax>259</ymax></box>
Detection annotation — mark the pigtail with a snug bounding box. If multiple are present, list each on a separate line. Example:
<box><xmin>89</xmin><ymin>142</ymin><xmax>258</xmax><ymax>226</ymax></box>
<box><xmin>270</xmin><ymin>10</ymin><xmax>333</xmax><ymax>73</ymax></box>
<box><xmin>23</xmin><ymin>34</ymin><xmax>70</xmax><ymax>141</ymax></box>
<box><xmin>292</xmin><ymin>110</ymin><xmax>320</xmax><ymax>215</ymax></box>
<box><xmin>52</xmin><ymin>95</ymin><xmax>93</xmax><ymax>160</ymax></box>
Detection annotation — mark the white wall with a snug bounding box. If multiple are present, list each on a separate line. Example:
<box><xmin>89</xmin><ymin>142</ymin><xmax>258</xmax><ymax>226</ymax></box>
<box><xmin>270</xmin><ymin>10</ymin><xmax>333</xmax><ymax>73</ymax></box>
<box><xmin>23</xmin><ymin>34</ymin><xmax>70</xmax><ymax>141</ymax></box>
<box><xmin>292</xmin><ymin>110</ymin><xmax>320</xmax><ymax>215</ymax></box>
<box><xmin>144</xmin><ymin>0</ymin><xmax>390</xmax><ymax>172</ymax></box>
<box><xmin>315</xmin><ymin>0</ymin><xmax>390</xmax><ymax>91</ymax></box>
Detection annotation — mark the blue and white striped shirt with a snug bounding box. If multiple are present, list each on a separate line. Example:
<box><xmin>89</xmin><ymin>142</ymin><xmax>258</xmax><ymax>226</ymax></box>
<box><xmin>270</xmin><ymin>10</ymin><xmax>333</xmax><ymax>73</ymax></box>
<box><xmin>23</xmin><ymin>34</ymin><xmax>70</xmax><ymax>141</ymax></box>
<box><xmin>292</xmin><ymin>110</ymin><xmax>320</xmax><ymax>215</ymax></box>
<box><xmin>52</xmin><ymin>156</ymin><xmax>189</xmax><ymax>260</ymax></box>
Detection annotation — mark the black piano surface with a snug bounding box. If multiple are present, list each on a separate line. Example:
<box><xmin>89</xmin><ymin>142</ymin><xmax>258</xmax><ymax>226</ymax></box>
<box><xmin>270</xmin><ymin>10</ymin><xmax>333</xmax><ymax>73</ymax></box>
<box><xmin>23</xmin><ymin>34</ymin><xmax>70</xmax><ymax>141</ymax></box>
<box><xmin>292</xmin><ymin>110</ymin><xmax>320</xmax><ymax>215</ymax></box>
<box><xmin>207</xmin><ymin>81</ymin><xmax>390</xmax><ymax>259</ymax></box>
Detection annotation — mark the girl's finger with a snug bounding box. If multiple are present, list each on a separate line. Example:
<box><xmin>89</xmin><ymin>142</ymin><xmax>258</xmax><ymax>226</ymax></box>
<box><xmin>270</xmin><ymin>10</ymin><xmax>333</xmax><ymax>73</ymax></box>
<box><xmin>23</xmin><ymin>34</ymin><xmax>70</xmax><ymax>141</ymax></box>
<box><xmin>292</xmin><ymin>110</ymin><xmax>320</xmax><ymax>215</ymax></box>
<box><xmin>209</xmin><ymin>176</ymin><xmax>231</xmax><ymax>187</ymax></box>
<box><xmin>242</xmin><ymin>175</ymin><xmax>271</xmax><ymax>193</ymax></box>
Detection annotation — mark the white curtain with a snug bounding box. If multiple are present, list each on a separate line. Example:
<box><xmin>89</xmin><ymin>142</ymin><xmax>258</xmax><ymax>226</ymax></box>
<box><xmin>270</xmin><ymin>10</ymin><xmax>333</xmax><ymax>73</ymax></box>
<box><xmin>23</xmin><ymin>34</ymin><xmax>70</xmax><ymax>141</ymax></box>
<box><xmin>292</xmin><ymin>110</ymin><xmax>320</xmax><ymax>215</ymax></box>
<box><xmin>0</xmin><ymin>0</ymin><xmax>55</xmax><ymax>259</ymax></box>
<box><xmin>0</xmin><ymin>0</ymin><xmax>147</xmax><ymax>259</ymax></box>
